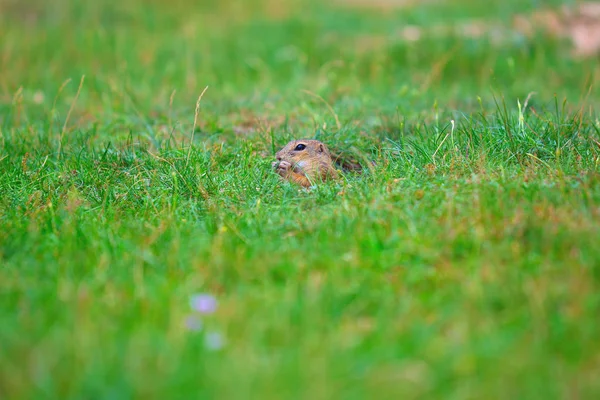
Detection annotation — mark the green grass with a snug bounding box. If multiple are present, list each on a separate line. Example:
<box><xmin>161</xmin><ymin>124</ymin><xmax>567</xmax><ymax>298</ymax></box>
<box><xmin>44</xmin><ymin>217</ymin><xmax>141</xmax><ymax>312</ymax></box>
<box><xmin>2</xmin><ymin>0</ymin><xmax>600</xmax><ymax>398</ymax></box>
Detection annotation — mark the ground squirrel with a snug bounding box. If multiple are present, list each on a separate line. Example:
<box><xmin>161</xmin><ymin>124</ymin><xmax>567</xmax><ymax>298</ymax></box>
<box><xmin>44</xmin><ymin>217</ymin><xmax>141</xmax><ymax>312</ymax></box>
<box><xmin>272</xmin><ymin>139</ymin><xmax>339</xmax><ymax>187</ymax></box>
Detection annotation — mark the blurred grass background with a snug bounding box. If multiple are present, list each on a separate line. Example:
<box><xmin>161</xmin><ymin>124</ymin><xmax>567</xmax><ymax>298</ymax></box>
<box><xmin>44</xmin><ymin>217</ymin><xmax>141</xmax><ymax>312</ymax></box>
<box><xmin>1</xmin><ymin>0</ymin><xmax>600</xmax><ymax>398</ymax></box>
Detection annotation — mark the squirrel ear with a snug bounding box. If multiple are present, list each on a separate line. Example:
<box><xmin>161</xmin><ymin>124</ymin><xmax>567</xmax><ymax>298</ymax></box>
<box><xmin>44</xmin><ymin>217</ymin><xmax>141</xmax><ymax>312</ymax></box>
<box><xmin>318</xmin><ymin>143</ymin><xmax>324</xmax><ymax>152</ymax></box>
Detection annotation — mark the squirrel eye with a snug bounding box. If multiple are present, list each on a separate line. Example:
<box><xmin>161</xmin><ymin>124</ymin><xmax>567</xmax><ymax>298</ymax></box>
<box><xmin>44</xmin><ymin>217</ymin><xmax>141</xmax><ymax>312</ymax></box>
<box><xmin>294</xmin><ymin>144</ymin><xmax>306</xmax><ymax>151</ymax></box>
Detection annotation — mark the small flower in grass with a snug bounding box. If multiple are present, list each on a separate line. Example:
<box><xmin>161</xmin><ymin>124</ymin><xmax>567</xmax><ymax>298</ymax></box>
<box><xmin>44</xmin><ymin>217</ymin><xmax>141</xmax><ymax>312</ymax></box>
<box><xmin>204</xmin><ymin>331</ymin><xmax>225</xmax><ymax>351</ymax></box>
<box><xmin>185</xmin><ymin>315</ymin><xmax>203</xmax><ymax>332</ymax></box>
<box><xmin>190</xmin><ymin>293</ymin><xmax>217</xmax><ymax>314</ymax></box>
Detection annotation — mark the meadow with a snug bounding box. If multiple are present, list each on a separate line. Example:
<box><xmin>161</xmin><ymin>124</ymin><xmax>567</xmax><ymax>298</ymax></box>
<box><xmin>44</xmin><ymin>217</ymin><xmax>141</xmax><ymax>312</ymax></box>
<box><xmin>1</xmin><ymin>0</ymin><xmax>600</xmax><ymax>398</ymax></box>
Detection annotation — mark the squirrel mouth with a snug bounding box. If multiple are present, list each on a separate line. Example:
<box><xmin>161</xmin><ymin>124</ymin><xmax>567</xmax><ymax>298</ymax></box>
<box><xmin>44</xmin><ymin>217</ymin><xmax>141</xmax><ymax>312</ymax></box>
<box><xmin>293</xmin><ymin>160</ymin><xmax>307</xmax><ymax>172</ymax></box>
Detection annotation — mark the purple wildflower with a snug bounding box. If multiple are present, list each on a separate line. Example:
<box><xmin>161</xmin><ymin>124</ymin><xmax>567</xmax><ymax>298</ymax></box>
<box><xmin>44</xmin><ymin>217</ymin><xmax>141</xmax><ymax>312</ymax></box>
<box><xmin>185</xmin><ymin>315</ymin><xmax>203</xmax><ymax>332</ymax></box>
<box><xmin>190</xmin><ymin>293</ymin><xmax>217</xmax><ymax>314</ymax></box>
<box><xmin>204</xmin><ymin>331</ymin><xmax>225</xmax><ymax>351</ymax></box>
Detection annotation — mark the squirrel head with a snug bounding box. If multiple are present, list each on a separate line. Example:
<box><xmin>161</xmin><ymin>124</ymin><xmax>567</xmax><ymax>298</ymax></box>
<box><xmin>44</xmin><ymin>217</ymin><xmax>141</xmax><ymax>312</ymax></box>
<box><xmin>275</xmin><ymin>139</ymin><xmax>333</xmax><ymax>175</ymax></box>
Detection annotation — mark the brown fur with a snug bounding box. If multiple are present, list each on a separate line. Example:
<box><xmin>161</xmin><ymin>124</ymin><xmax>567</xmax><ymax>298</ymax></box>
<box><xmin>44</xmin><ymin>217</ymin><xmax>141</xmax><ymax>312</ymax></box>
<box><xmin>272</xmin><ymin>139</ymin><xmax>339</xmax><ymax>187</ymax></box>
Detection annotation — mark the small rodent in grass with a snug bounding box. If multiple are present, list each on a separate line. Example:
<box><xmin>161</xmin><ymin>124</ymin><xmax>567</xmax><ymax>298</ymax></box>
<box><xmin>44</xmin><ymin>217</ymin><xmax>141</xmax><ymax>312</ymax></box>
<box><xmin>272</xmin><ymin>139</ymin><xmax>339</xmax><ymax>188</ymax></box>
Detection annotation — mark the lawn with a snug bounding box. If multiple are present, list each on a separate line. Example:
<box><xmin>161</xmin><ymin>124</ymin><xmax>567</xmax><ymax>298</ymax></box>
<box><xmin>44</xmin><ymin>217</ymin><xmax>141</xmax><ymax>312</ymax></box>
<box><xmin>1</xmin><ymin>0</ymin><xmax>600</xmax><ymax>398</ymax></box>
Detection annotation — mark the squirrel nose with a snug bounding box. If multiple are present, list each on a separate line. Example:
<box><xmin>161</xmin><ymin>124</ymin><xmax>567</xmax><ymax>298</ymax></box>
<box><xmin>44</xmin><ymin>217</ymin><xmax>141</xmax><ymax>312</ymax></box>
<box><xmin>276</xmin><ymin>155</ymin><xmax>282</xmax><ymax>161</ymax></box>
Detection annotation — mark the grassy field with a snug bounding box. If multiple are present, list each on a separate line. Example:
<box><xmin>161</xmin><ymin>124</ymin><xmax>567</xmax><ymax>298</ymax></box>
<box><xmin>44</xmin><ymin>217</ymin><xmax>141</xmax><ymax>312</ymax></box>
<box><xmin>1</xmin><ymin>0</ymin><xmax>600</xmax><ymax>398</ymax></box>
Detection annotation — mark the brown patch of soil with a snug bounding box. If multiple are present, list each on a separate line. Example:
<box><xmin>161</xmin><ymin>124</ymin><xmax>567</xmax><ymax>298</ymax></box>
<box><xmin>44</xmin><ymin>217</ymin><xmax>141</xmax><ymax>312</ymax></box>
<box><xmin>334</xmin><ymin>0</ymin><xmax>437</xmax><ymax>11</ymax></box>
<box><xmin>514</xmin><ymin>2</ymin><xmax>600</xmax><ymax>57</ymax></box>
